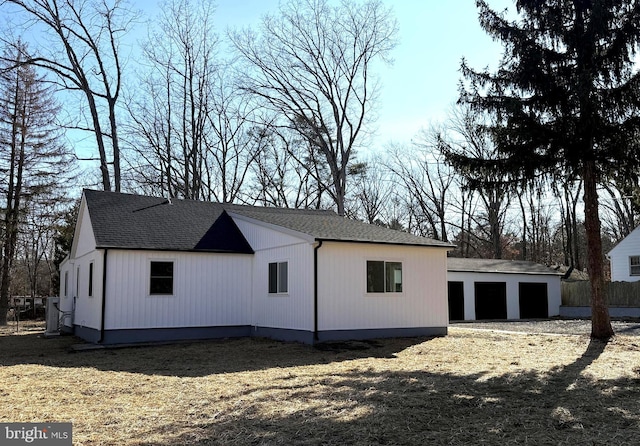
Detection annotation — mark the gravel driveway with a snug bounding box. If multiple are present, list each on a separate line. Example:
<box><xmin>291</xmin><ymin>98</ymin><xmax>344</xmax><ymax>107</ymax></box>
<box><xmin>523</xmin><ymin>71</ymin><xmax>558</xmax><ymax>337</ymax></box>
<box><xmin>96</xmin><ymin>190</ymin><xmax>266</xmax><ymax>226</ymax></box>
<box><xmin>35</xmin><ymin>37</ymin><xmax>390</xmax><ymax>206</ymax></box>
<box><xmin>450</xmin><ymin>318</ymin><xmax>640</xmax><ymax>336</ymax></box>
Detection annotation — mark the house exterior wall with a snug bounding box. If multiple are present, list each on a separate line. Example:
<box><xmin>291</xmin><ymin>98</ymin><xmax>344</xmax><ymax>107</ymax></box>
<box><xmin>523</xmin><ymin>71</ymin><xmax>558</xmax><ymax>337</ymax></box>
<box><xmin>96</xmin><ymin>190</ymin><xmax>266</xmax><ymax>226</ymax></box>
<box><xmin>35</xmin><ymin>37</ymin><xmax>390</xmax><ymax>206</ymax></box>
<box><xmin>71</xmin><ymin>249</ymin><xmax>104</xmax><ymax>332</ymax></box>
<box><xmin>234</xmin><ymin>217</ymin><xmax>315</xmax><ymax>335</ymax></box>
<box><xmin>57</xmin><ymin>258</ymin><xmax>75</xmax><ymax>330</ymax></box>
<box><xmin>608</xmin><ymin>227</ymin><xmax>640</xmax><ymax>282</ymax></box>
<box><xmin>447</xmin><ymin>271</ymin><xmax>561</xmax><ymax>320</ymax></box>
<box><xmin>317</xmin><ymin>242</ymin><xmax>449</xmax><ymax>337</ymax></box>
<box><xmin>104</xmin><ymin>250</ymin><xmax>253</xmax><ymax>331</ymax></box>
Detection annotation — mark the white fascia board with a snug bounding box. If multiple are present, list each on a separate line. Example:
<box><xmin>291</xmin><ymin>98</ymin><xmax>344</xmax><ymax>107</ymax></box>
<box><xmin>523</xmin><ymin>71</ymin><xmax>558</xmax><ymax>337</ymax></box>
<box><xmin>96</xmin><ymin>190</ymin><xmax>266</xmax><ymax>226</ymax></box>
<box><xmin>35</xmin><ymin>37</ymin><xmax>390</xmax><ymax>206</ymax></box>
<box><xmin>227</xmin><ymin>212</ymin><xmax>316</xmax><ymax>243</ymax></box>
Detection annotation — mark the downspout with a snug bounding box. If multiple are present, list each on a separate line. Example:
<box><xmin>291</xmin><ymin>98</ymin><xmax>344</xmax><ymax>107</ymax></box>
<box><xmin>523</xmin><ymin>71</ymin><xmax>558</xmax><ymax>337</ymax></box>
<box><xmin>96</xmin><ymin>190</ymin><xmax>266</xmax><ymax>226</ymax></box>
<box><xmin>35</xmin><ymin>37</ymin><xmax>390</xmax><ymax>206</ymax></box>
<box><xmin>98</xmin><ymin>249</ymin><xmax>108</xmax><ymax>343</ymax></box>
<box><xmin>313</xmin><ymin>240</ymin><xmax>323</xmax><ymax>342</ymax></box>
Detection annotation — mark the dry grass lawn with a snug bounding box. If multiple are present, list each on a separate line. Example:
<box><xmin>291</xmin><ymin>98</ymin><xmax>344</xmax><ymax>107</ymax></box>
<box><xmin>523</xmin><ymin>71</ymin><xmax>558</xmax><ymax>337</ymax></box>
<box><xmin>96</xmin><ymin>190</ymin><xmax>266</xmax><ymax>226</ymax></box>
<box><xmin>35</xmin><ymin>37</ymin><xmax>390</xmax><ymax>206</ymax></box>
<box><xmin>1</xmin><ymin>321</ymin><xmax>640</xmax><ymax>445</ymax></box>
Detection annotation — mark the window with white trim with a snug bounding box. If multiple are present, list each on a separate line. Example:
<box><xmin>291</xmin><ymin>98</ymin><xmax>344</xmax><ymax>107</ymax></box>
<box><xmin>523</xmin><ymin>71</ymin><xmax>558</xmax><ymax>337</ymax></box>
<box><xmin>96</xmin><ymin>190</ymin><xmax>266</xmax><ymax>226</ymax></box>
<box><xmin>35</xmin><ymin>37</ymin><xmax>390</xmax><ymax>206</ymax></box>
<box><xmin>630</xmin><ymin>256</ymin><xmax>640</xmax><ymax>276</ymax></box>
<box><xmin>367</xmin><ymin>260</ymin><xmax>403</xmax><ymax>293</ymax></box>
<box><xmin>268</xmin><ymin>261</ymin><xmax>288</xmax><ymax>294</ymax></box>
<box><xmin>150</xmin><ymin>261</ymin><xmax>174</xmax><ymax>295</ymax></box>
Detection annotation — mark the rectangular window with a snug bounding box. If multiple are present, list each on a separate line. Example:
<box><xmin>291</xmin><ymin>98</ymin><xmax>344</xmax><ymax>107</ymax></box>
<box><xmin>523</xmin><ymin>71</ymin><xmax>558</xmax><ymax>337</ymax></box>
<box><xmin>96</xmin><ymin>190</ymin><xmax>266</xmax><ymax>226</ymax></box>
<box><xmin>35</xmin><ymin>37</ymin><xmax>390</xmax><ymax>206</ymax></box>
<box><xmin>76</xmin><ymin>267</ymin><xmax>80</xmax><ymax>297</ymax></box>
<box><xmin>367</xmin><ymin>260</ymin><xmax>403</xmax><ymax>293</ymax></box>
<box><xmin>64</xmin><ymin>271</ymin><xmax>68</xmax><ymax>297</ymax></box>
<box><xmin>88</xmin><ymin>262</ymin><xmax>94</xmax><ymax>297</ymax></box>
<box><xmin>630</xmin><ymin>256</ymin><xmax>640</xmax><ymax>276</ymax></box>
<box><xmin>268</xmin><ymin>261</ymin><xmax>288</xmax><ymax>294</ymax></box>
<box><xmin>150</xmin><ymin>261</ymin><xmax>174</xmax><ymax>295</ymax></box>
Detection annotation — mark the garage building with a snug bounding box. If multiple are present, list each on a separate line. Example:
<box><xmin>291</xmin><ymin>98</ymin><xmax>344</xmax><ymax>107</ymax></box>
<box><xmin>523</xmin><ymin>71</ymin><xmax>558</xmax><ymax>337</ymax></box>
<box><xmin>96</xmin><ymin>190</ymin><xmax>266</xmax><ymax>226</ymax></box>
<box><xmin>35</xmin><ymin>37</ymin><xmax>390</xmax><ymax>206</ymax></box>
<box><xmin>447</xmin><ymin>258</ymin><xmax>562</xmax><ymax>321</ymax></box>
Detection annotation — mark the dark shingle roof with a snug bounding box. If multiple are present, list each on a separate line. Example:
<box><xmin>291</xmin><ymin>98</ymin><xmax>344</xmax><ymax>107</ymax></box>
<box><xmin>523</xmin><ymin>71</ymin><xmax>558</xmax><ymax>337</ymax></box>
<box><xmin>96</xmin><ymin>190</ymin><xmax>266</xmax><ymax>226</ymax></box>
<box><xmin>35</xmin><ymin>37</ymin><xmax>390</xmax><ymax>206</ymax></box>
<box><xmin>228</xmin><ymin>206</ymin><xmax>453</xmax><ymax>247</ymax></box>
<box><xmin>83</xmin><ymin>190</ymin><xmax>453</xmax><ymax>251</ymax></box>
<box><xmin>83</xmin><ymin>190</ymin><xmax>252</xmax><ymax>253</ymax></box>
<box><xmin>447</xmin><ymin>258</ymin><xmax>562</xmax><ymax>276</ymax></box>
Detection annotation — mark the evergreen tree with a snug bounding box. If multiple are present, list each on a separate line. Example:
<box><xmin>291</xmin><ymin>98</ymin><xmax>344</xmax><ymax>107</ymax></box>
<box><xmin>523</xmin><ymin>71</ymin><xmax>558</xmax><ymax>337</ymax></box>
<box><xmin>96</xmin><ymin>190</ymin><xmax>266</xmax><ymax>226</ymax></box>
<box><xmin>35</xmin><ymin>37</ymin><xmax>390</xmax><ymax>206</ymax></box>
<box><xmin>447</xmin><ymin>0</ymin><xmax>640</xmax><ymax>339</ymax></box>
<box><xmin>0</xmin><ymin>42</ymin><xmax>74</xmax><ymax>325</ymax></box>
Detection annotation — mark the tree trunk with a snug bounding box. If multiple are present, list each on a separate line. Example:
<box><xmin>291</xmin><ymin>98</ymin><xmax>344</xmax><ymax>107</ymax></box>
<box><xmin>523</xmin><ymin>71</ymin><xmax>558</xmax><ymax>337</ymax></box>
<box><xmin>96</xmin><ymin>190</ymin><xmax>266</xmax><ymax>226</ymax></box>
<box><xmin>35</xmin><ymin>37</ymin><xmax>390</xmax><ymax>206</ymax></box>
<box><xmin>583</xmin><ymin>160</ymin><xmax>614</xmax><ymax>339</ymax></box>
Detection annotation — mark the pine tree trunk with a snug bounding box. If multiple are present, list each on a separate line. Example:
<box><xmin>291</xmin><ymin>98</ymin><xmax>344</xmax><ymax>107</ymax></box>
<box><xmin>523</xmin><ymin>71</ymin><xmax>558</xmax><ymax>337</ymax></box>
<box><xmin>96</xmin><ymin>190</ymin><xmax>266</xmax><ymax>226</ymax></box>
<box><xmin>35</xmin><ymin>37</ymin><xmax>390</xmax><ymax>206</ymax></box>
<box><xmin>583</xmin><ymin>160</ymin><xmax>614</xmax><ymax>339</ymax></box>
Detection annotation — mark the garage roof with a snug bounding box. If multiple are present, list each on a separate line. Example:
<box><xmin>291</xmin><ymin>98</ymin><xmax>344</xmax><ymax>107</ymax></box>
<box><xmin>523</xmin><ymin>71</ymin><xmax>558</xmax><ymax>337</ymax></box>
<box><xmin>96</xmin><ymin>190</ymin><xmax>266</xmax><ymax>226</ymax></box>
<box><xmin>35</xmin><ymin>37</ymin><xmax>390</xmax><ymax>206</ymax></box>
<box><xmin>447</xmin><ymin>258</ymin><xmax>563</xmax><ymax>276</ymax></box>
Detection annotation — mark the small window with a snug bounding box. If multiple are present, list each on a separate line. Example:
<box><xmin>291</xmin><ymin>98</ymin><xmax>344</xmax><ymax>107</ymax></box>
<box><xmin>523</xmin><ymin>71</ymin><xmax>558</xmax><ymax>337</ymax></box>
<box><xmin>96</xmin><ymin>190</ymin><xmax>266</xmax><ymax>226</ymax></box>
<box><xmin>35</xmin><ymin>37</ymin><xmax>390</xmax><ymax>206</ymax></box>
<box><xmin>64</xmin><ymin>271</ymin><xmax>68</xmax><ymax>297</ymax></box>
<box><xmin>150</xmin><ymin>261</ymin><xmax>174</xmax><ymax>295</ymax></box>
<box><xmin>630</xmin><ymin>256</ymin><xmax>640</xmax><ymax>276</ymax></box>
<box><xmin>367</xmin><ymin>260</ymin><xmax>403</xmax><ymax>293</ymax></box>
<box><xmin>88</xmin><ymin>262</ymin><xmax>94</xmax><ymax>297</ymax></box>
<box><xmin>268</xmin><ymin>261</ymin><xmax>288</xmax><ymax>294</ymax></box>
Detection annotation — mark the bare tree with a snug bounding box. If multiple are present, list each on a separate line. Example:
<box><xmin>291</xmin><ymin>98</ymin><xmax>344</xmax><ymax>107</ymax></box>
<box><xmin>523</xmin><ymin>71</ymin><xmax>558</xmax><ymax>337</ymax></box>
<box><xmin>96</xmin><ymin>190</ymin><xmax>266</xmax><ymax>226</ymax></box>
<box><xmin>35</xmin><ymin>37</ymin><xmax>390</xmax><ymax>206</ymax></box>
<box><xmin>552</xmin><ymin>180</ymin><xmax>584</xmax><ymax>270</ymax></box>
<box><xmin>248</xmin><ymin>123</ymin><xmax>328</xmax><ymax>209</ymax></box>
<box><xmin>440</xmin><ymin>106</ymin><xmax>511</xmax><ymax>258</ymax></box>
<box><xmin>515</xmin><ymin>182</ymin><xmax>555</xmax><ymax>264</ymax></box>
<box><xmin>387</xmin><ymin>137</ymin><xmax>455</xmax><ymax>241</ymax></box>
<box><xmin>600</xmin><ymin>170</ymin><xmax>640</xmax><ymax>242</ymax></box>
<box><xmin>127</xmin><ymin>0</ymin><xmax>259</xmax><ymax>203</ymax></box>
<box><xmin>347</xmin><ymin>155</ymin><xmax>394</xmax><ymax>225</ymax></box>
<box><xmin>1</xmin><ymin>0</ymin><xmax>134</xmax><ymax>192</ymax></box>
<box><xmin>230</xmin><ymin>0</ymin><xmax>398</xmax><ymax>215</ymax></box>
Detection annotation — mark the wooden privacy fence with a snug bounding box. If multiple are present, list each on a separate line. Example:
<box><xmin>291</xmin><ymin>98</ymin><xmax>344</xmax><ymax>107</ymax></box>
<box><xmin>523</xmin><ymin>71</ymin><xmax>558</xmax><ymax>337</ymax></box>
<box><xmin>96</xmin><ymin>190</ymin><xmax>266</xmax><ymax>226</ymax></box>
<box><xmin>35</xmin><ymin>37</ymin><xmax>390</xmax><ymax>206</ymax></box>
<box><xmin>562</xmin><ymin>281</ymin><xmax>640</xmax><ymax>307</ymax></box>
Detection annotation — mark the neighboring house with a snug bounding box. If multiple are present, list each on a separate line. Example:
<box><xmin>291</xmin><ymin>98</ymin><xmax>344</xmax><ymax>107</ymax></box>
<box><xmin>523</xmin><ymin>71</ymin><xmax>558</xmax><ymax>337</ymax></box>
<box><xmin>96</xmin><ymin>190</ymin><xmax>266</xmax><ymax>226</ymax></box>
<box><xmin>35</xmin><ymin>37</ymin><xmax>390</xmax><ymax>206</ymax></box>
<box><xmin>58</xmin><ymin>190</ymin><xmax>454</xmax><ymax>344</ymax></box>
<box><xmin>447</xmin><ymin>258</ymin><xmax>562</xmax><ymax>321</ymax></box>
<box><xmin>608</xmin><ymin>227</ymin><xmax>640</xmax><ymax>282</ymax></box>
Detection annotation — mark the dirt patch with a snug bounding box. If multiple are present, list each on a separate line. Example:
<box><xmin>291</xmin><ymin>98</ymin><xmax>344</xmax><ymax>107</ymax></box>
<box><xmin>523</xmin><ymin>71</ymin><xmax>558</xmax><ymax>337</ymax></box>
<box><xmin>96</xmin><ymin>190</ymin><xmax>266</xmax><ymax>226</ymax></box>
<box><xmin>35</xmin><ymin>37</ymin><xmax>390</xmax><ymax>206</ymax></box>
<box><xmin>1</xmin><ymin>324</ymin><xmax>639</xmax><ymax>445</ymax></box>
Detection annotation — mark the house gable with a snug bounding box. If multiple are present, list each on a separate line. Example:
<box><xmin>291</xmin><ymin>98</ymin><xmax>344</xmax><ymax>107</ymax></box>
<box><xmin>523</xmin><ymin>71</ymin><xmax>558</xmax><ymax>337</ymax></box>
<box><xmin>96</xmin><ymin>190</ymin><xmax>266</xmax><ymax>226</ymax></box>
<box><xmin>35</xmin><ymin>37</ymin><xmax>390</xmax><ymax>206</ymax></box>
<box><xmin>608</xmin><ymin>226</ymin><xmax>640</xmax><ymax>281</ymax></box>
<box><xmin>608</xmin><ymin>225</ymin><xmax>640</xmax><ymax>258</ymax></box>
<box><xmin>70</xmin><ymin>196</ymin><xmax>97</xmax><ymax>259</ymax></box>
<box><xmin>194</xmin><ymin>211</ymin><xmax>254</xmax><ymax>253</ymax></box>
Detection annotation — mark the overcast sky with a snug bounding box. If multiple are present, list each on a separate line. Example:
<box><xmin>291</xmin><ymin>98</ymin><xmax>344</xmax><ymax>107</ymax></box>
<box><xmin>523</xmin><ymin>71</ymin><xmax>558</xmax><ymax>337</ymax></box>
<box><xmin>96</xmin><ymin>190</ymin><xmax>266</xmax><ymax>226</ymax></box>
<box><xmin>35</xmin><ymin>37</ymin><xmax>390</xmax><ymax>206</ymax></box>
<box><xmin>212</xmin><ymin>0</ymin><xmax>514</xmax><ymax>151</ymax></box>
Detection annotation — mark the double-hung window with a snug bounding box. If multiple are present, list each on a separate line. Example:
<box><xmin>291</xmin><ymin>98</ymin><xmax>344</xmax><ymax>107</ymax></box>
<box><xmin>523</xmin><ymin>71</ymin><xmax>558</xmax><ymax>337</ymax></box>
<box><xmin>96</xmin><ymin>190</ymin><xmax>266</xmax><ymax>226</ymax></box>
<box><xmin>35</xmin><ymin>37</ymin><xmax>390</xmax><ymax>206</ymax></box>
<box><xmin>269</xmin><ymin>261</ymin><xmax>288</xmax><ymax>294</ymax></box>
<box><xmin>630</xmin><ymin>256</ymin><xmax>640</xmax><ymax>276</ymax></box>
<box><xmin>150</xmin><ymin>261</ymin><xmax>174</xmax><ymax>295</ymax></box>
<box><xmin>367</xmin><ymin>260</ymin><xmax>403</xmax><ymax>293</ymax></box>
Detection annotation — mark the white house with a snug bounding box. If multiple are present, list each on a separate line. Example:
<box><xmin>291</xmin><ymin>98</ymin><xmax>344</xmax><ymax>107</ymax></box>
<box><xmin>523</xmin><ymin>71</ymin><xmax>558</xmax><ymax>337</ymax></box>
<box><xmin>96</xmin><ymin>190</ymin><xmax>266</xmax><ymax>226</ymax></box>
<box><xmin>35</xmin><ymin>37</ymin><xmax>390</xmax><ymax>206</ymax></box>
<box><xmin>57</xmin><ymin>190</ymin><xmax>454</xmax><ymax>344</ymax></box>
<box><xmin>608</xmin><ymin>227</ymin><xmax>640</xmax><ymax>282</ymax></box>
<box><xmin>447</xmin><ymin>258</ymin><xmax>562</xmax><ymax>321</ymax></box>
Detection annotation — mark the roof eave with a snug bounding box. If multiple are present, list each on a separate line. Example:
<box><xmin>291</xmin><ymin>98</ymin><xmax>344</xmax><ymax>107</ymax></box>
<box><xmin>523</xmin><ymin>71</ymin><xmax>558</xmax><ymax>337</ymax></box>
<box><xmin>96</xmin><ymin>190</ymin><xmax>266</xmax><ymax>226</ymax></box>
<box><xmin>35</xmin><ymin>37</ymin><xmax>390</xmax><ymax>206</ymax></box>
<box><xmin>447</xmin><ymin>268</ymin><xmax>563</xmax><ymax>276</ymax></box>
<box><xmin>95</xmin><ymin>245</ymin><xmax>254</xmax><ymax>254</ymax></box>
<box><xmin>316</xmin><ymin>238</ymin><xmax>456</xmax><ymax>248</ymax></box>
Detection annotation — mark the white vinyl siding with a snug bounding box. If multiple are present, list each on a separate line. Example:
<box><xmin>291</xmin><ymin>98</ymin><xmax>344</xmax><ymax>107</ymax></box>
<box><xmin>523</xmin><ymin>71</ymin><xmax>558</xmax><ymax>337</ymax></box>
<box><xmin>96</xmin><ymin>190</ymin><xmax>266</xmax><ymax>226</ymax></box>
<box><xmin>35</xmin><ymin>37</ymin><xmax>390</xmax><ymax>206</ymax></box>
<box><xmin>72</xmin><ymin>199</ymin><xmax>98</xmax><ymax>259</ymax></box>
<box><xmin>318</xmin><ymin>242</ymin><xmax>448</xmax><ymax>331</ymax></box>
<box><xmin>104</xmin><ymin>250</ymin><xmax>252</xmax><ymax>330</ymax></box>
<box><xmin>70</xmin><ymin>251</ymin><xmax>103</xmax><ymax>330</ymax></box>
<box><xmin>237</xmin><ymin>219</ymin><xmax>314</xmax><ymax>331</ymax></box>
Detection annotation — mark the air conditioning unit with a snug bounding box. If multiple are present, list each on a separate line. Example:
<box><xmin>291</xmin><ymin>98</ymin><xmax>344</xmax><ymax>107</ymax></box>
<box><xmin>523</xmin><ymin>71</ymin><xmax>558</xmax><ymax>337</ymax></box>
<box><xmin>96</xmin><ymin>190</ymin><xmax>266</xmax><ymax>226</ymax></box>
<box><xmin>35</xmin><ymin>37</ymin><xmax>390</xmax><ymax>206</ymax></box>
<box><xmin>45</xmin><ymin>297</ymin><xmax>60</xmax><ymax>337</ymax></box>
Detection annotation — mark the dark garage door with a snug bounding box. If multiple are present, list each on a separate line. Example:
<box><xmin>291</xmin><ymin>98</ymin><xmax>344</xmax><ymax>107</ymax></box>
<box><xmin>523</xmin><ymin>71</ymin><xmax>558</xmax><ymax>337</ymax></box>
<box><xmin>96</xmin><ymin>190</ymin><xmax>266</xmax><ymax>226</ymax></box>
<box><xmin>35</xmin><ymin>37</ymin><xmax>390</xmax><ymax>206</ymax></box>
<box><xmin>519</xmin><ymin>282</ymin><xmax>548</xmax><ymax>319</ymax></box>
<box><xmin>475</xmin><ymin>282</ymin><xmax>507</xmax><ymax>320</ymax></box>
<box><xmin>448</xmin><ymin>281</ymin><xmax>464</xmax><ymax>321</ymax></box>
